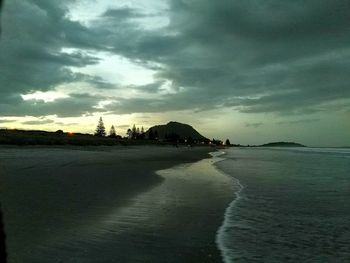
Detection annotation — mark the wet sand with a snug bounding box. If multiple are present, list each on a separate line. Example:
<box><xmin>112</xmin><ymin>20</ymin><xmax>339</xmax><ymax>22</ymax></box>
<box><xmin>0</xmin><ymin>146</ymin><xmax>234</xmax><ymax>262</ymax></box>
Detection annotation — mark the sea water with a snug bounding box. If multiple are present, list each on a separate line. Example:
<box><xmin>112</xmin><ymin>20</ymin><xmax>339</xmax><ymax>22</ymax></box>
<box><xmin>215</xmin><ymin>147</ymin><xmax>350</xmax><ymax>262</ymax></box>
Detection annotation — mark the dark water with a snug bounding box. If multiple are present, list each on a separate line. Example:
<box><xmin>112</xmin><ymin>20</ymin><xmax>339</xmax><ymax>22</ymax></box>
<box><xmin>216</xmin><ymin>147</ymin><xmax>350</xmax><ymax>262</ymax></box>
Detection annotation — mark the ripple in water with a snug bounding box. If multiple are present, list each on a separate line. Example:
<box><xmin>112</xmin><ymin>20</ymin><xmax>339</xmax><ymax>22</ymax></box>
<box><xmin>215</xmin><ymin>147</ymin><xmax>350</xmax><ymax>262</ymax></box>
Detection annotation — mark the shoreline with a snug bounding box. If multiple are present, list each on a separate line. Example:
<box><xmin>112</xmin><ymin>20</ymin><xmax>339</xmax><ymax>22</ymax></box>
<box><xmin>0</xmin><ymin>145</ymin><xmax>236</xmax><ymax>262</ymax></box>
<box><xmin>215</xmin><ymin>171</ymin><xmax>244</xmax><ymax>263</ymax></box>
<box><xmin>87</xmin><ymin>150</ymin><xmax>236</xmax><ymax>262</ymax></box>
<box><xmin>210</xmin><ymin>150</ymin><xmax>245</xmax><ymax>263</ymax></box>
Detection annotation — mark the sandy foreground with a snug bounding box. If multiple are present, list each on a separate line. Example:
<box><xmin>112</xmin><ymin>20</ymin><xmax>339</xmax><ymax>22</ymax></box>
<box><xmin>0</xmin><ymin>146</ymin><xmax>234</xmax><ymax>263</ymax></box>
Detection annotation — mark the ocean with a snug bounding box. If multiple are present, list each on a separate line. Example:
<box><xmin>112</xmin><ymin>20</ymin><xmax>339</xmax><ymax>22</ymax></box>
<box><xmin>215</xmin><ymin>147</ymin><xmax>350</xmax><ymax>262</ymax></box>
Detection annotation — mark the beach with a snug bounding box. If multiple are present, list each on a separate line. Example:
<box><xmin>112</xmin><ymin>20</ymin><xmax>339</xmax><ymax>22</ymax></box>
<box><xmin>0</xmin><ymin>146</ymin><xmax>234</xmax><ymax>262</ymax></box>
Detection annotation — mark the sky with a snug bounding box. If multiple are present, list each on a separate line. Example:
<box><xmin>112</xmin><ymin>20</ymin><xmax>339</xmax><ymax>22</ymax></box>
<box><xmin>0</xmin><ymin>0</ymin><xmax>349</xmax><ymax>147</ymax></box>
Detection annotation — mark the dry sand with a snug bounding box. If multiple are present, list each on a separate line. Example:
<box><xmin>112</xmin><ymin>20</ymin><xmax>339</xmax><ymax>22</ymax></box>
<box><xmin>0</xmin><ymin>146</ymin><xmax>234</xmax><ymax>262</ymax></box>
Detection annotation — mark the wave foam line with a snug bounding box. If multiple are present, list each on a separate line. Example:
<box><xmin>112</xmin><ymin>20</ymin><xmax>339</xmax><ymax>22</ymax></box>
<box><xmin>214</xmin><ymin>159</ymin><xmax>244</xmax><ymax>263</ymax></box>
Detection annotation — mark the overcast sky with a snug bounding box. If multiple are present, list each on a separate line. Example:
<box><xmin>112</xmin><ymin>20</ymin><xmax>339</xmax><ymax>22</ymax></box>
<box><xmin>0</xmin><ymin>0</ymin><xmax>349</xmax><ymax>146</ymax></box>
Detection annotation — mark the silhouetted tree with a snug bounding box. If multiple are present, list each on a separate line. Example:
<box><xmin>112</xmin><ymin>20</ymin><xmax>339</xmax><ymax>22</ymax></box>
<box><xmin>211</xmin><ymin>139</ymin><xmax>223</xmax><ymax>146</ymax></box>
<box><xmin>95</xmin><ymin>117</ymin><xmax>106</xmax><ymax>137</ymax></box>
<box><xmin>109</xmin><ymin>125</ymin><xmax>116</xmax><ymax>137</ymax></box>
<box><xmin>55</xmin><ymin>130</ymin><xmax>64</xmax><ymax>135</ymax></box>
<box><xmin>139</xmin><ymin>126</ymin><xmax>145</xmax><ymax>139</ymax></box>
<box><xmin>131</xmin><ymin>124</ymin><xmax>137</xmax><ymax>138</ymax></box>
<box><xmin>126</xmin><ymin>128</ymin><xmax>132</xmax><ymax>139</ymax></box>
<box><xmin>225</xmin><ymin>139</ymin><xmax>231</xmax><ymax>146</ymax></box>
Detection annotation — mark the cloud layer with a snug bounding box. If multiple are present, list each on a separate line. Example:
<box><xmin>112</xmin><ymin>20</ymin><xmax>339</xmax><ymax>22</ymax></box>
<box><xmin>1</xmin><ymin>0</ymin><xmax>350</xmax><ymax>118</ymax></box>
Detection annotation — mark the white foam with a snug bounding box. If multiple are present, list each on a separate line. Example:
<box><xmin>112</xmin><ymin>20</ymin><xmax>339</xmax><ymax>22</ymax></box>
<box><xmin>210</xmin><ymin>152</ymin><xmax>245</xmax><ymax>263</ymax></box>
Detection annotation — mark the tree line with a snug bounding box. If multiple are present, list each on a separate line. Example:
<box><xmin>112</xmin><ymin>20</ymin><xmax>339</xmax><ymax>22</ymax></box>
<box><xmin>94</xmin><ymin>117</ymin><xmax>146</xmax><ymax>140</ymax></box>
<box><xmin>94</xmin><ymin>117</ymin><xmax>232</xmax><ymax>146</ymax></box>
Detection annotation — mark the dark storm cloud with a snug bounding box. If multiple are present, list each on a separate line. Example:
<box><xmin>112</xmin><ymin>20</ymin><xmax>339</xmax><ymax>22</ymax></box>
<box><xmin>0</xmin><ymin>0</ymin><xmax>106</xmax><ymax>101</ymax></box>
<box><xmin>157</xmin><ymin>0</ymin><xmax>350</xmax><ymax>114</ymax></box>
<box><xmin>102</xmin><ymin>7</ymin><xmax>144</xmax><ymax>19</ymax></box>
<box><xmin>21</xmin><ymin>119</ymin><xmax>55</xmax><ymax>125</ymax></box>
<box><xmin>130</xmin><ymin>81</ymin><xmax>165</xmax><ymax>94</ymax></box>
<box><xmin>276</xmin><ymin>119</ymin><xmax>320</xmax><ymax>125</ymax></box>
<box><xmin>129</xmin><ymin>1</ymin><xmax>350</xmax><ymax>109</ymax></box>
<box><xmin>0</xmin><ymin>119</ymin><xmax>16</xmax><ymax>124</ymax></box>
<box><xmin>0</xmin><ymin>0</ymin><xmax>128</xmax><ymax>118</ymax></box>
<box><xmin>0</xmin><ymin>93</ymin><xmax>106</xmax><ymax>117</ymax></box>
<box><xmin>85</xmin><ymin>0</ymin><xmax>350</xmax><ymax>116</ymax></box>
<box><xmin>1</xmin><ymin>0</ymin><xmax>350</xmax><ymax>117</ymax></box>
<box><xmin>245</xmin><ymin>122</ymin><xmax>264</xmax><ymax>128</ymax></box>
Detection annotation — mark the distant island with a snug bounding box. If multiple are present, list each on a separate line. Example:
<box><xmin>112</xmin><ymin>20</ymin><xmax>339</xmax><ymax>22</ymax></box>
<box><xmin>259</xmin><ymin>142</ymin><xmax>306</xmax><ymax>147</ymax></box>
